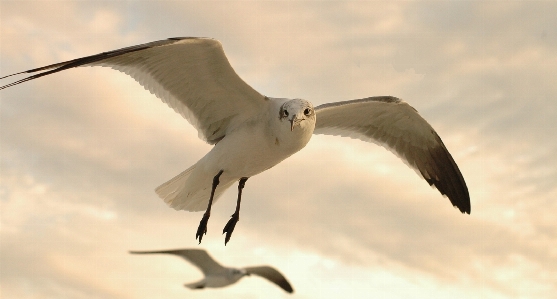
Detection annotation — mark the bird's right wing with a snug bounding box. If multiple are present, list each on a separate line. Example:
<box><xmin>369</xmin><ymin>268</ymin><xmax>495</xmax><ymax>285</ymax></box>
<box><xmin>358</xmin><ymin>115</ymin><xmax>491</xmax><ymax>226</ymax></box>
<box><xmin>129</xmin><ymin>249</ymin><xmax>226</xmax><ymax>275</ymax></box>
<box><xmin>0</xmin><ymin>37</ymin><xmax>267</xmax><ymax>144</ymax></box>
<box><xmin>244</xmin><ymin>266</ymin><xmax>294</xmax><ymax>293</ymax></box>
<box><xmin>314</xmin><ymin>96</ymin><xmax>470</xmax><ymax>214</ymax></box>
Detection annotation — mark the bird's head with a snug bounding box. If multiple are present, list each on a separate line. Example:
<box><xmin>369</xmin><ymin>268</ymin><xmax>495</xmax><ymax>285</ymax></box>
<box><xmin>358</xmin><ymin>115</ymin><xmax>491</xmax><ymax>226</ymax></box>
<box><xmin>278</xmin><ymin>99</ymin><xmax>316</xmax><ymax>132</ymax></box>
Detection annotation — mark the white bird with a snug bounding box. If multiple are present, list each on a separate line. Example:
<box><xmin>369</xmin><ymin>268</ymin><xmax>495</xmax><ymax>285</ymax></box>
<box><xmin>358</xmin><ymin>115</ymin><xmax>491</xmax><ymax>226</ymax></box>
<box><xmin>0</xmin><ymin>37</ymin><xmax>470</xmax><ymax>245</ymax></box>
<box><xmin>129</xmin><ymin>248</ymin><xmax>294</xmax><ymax>293</ymax></box>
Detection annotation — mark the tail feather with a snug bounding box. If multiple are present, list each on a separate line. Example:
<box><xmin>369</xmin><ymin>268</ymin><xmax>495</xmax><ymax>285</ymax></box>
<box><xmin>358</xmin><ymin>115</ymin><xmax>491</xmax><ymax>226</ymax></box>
<box><xmin>184</xmin><ymin>280</ymin><xmax>206</xmax><ymax>290</ymax></box>
<box><xmin>155</xmin><ymin>164</ymin><xmax>235</xmax><ymax>212</ymax></box>
<box><xmin>155</xmin><ymin>165</ymin><xmax>196</xmax><ymax>208</ymax></box>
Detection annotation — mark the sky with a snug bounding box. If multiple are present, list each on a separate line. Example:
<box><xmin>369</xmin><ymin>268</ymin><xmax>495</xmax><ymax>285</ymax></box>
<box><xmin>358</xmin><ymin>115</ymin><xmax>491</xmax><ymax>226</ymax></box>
<box><xmin>1</xmin><ymin>1</ymin><xmax>556</xmax><ymax>299</ymax></box>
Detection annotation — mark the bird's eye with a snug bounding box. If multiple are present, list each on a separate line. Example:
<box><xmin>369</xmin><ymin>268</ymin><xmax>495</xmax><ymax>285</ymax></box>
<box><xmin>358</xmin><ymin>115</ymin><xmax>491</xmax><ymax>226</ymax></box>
<box><xmin>283</xmin><ymin>110</ymin><xmax>289</xmax><ymax>117</ymax></box>
<box><xmin>304</xmin><ymin>108</ymin><xmax>311</xmax><ymax>116</ymax></box>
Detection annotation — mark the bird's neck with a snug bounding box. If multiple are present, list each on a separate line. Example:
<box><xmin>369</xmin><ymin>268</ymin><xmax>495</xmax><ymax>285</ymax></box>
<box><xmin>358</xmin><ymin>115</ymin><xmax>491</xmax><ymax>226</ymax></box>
<box><xmin>272</xmin><ymin>118</ymin><xmax>314</xmax><ymax>153</ymax></box>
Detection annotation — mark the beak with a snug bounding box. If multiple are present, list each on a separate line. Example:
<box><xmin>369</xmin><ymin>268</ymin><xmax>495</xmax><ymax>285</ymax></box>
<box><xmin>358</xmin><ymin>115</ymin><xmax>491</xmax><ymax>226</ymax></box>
<box><xmin>290</xmin><ymin>115</ymin><xmax>299</xmax><ymax>131</ymax></box>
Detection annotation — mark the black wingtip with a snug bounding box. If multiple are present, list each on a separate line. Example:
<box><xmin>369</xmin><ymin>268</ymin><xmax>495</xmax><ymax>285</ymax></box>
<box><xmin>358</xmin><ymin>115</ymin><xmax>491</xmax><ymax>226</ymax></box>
<box><xmin>460</xmin><ymin>198</ymin><xmax>471</xmax><ymax>214</ymax></box>
<box><xmin>454</xmin><ymin>203</ymin><xmax>471</xmax><ymax>214</ymax></box>
<box><xmin>0</xmin><ymin>71</ymin><xmax>27</xmax><ymax>80</ymax></box>
<box><xmin>0</xmin><ymin>38</ymin><xmax>184</xmax><ymax>91</ymax></box>
<box><xmin>280</xmin><ymin>281</ymin><xmax>294</xmax><ymax>293</ymax></box>
<box><xmin>425</xmin><ymin>136</ymin><xmax>471</xmax><ymax>215</ymax></box>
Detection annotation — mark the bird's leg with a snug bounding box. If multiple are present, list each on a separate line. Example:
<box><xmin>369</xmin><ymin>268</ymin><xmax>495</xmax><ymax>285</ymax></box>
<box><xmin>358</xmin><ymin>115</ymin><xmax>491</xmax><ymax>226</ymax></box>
<box><xmin>223</xmin><ymin>177</ymin><xmax>249</xmax><ymax>245</ymax></box>
<box><xmin>196</xmin><ymin>170</ymin><xmax>224</xmax><ymax>244</ymax></box>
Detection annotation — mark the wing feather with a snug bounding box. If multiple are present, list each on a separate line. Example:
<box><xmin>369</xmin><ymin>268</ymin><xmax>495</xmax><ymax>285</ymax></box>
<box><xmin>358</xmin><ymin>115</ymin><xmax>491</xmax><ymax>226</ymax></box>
<box><xmin>129</xmin><ymin>249</ymin><xmax>227</xmax><ymax>275</ymax></box>
<box><xmin>314</xmin><ymin>96</ymin><xmax>470</xmax><ymax>213</ymax></box>
<box><xmin>0</xmin><ymin>37</ymin><xmax>267</xmax><ymax>144</ymax></box>
<box><xmin>244</xmin><ymin>266</ymin><xmax>294</xmax><ymax>293</ymax></box>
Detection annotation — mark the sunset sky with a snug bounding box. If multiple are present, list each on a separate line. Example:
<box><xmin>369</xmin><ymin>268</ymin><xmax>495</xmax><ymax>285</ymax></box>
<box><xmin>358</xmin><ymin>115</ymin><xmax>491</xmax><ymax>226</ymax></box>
<box><xmin>1</xmin><ymin>1</ymin><xmax>556</xmax><ymax>299</ymax></box>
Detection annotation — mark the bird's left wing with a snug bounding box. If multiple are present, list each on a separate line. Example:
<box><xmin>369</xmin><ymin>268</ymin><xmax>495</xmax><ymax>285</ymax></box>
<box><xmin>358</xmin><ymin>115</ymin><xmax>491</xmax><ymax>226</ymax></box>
<box><xmin>244</xmin><ymin>266</ymin><xmax>294</xmax><ymax>293</ymax></box>
<box><xmin>0</xmin><ymin>37</ymin><xmax>267</xmax><ymax>144</ymax></box>
<box><xmin>129</xmin><ymin>249</ymin><xmax>227</xmax><ymax>275</ymax></box>
<box><xmin>314</xmin><ymin>96</ymin><xmax>470</xmax><ymax>214</ymax></box>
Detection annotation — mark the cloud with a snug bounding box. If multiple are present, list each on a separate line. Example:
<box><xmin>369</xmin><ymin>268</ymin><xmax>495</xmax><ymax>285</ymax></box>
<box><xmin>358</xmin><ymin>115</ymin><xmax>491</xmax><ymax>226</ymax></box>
<box><xmin>1</xmin><ymin>1</ymin><xmax>557</xmax><ymax>299</ymax></box>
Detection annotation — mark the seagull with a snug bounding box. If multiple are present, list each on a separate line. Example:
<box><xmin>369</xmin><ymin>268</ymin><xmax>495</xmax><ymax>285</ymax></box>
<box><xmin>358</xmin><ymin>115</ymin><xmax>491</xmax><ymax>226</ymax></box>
<box><xmin>0</xmin><ymin>37</ymin><xmax>470</xmax><ymax>245</ymax></box>
<box><xmin>129</xmin><ymin>248</ymin><xmax>294</xmax><ymax>293</ymax></box>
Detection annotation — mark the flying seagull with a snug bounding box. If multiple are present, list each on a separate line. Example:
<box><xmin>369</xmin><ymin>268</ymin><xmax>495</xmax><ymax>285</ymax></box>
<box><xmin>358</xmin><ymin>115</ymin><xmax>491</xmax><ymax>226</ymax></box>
<box><xmin>0</xmin><ymin>37</ymin><xmax>470</xmax><ymax>245</ymax></box>
<box><xmin>129</xmin><ymin>248</ymin><xmax>294</xmax><ymax>293</ymax></box>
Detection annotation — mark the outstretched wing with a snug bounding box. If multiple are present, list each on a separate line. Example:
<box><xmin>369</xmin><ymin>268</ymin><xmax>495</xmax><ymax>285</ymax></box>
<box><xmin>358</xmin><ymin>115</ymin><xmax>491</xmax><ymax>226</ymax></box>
<box><xmin>0</xmin><ymin>37</ymin><xmax>267</xmax><ymax>144</ymax></box>
<box><xmin>244</xmin><ymin>266</ymin><xmax>294</xmax><ymax>293</ymax></box>
<box><xmin>314</xmin><ymin>96</ymin><xmax>470</xmax><ymax>214</ymax></box>
<box><xmin>129</xmin><ymin>249</ymin><xmax>227</xmax><ymax>275</ymax></box>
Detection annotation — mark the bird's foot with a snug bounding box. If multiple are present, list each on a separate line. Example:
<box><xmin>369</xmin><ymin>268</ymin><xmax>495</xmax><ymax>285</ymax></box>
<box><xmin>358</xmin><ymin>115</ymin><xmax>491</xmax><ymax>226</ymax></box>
<box><xmin>222</xmin><ymin>212</ymin><xmax>239</xmax><ymax>245</ymax></box>
<box><xmin>196</xmin><ymin>213</ymin><xmax>210</xmax><ymax>244</ymax></box>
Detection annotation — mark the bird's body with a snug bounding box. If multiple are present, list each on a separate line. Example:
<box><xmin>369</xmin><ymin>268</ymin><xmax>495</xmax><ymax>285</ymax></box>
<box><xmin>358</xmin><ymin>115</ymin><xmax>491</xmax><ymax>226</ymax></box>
<box><xmin>185</xmin><ymin>268</ymin><xmax>245</xmax><ymax>289</ymax></box>
<box><xmin>129</xmin><ymin>249</ymin><xmax>294</xmax><ymax>293</ymax></box>
<box><xmin>1</xmin><ymin>37</ymin><xmax>470</xmax><ymax>244</ymax></box>
<box><xmin>157</xmin><ymin>97</ymin><xmax>315</xmax><ymax>211</ymax></box>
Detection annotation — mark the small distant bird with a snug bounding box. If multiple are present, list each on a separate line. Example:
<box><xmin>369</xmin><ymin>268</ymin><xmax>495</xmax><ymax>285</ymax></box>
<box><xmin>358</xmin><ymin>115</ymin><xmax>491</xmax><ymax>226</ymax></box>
<box><xmin>129</xmin><ymin>248</ymin><xmax>294</xmax><ymax>293</ymax></box>
<box><xmin>1</xmin><ymin>37</ymin><xmax>470</xmax><ymax>245</ymax></box>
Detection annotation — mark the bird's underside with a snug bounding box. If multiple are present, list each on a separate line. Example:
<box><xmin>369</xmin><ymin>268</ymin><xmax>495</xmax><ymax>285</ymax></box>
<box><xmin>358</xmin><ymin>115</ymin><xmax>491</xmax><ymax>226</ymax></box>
<box><xmin>1</xmin><ymin>37</ymin><xmax>470</xmax><ymax>245</ymax></box>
